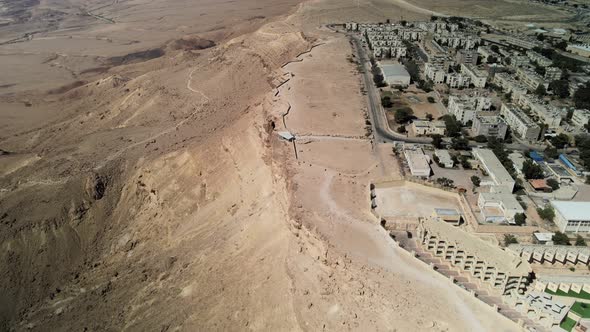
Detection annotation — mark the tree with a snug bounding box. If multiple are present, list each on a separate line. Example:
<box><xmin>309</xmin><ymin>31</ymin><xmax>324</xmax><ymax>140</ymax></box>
<box><xmin>436</xmin><ymin>177</ymin><xmax>455</xmax><ymax>188</ymax></box>
<box><xmin>451</xmin><ymin>137</ymin><xmax>470</xmax><ymax>150</ymax></box>
<box><xmin>538</xmin><ymin>206</ymin><xmax>556</xmax><ymax>222</ymax></box>
<box><xmin>552</xmin><ymin>231</ymin><xmax>570</xmax><ymax>245</ymax></box>
<box><xmin>394</xmin><ymin>107</ymin><xmax>414</xmax><ymax>124</ymax></box>
<box><xmin>535</xmin><ymin>84</ymin><xmax>546</xmax><ymax>97</ymax></box>
<box><xmin>460</xmin><ymin>155</ymin><xmax>471</xmax><ymax>169</ymax></box>
<box><xmin>551</xmin><ymin>133</ymin><xmax>570</xmax><ymax>149</ymax></box>
<box><xmin>426</xmin><ymin>113</ymin><xmax>434</xmax><ymax>121</ymax></box>
<box><xmin>427</xmin><ymin>97</ymin><xmax>435</xmax><ymax>104</ymax></box>
<box><xmin>537</xmin><ymin>33</ymin><xmax>545</xmax><ymax>41</ymax></box>
<box><xmin>546</xmin><ymin>178</ymin><xmax>560</xmax><ymax>191</ymax></box>
<box><xmin>404</xmin><ymin>60</ymin><xmax>420</xmax><ymax>83</ymax></box>
<box><xmin>545</xmin><ymin>146</ymin><xmax>559</xmax><ymax>159</ymax></box>
<box><xmin>504</xmin><ymin>234</ymin><xmax>518</xmax><ymax>246</ymax></box>
<box><xmin>474</xmin><ymin>135</ymin><xmax>488</xmax><ymax>143</ymax></box>
<box><xmin>441</xmin><ymin>114</ymin><xmax>462</xmax><ymax>137</ymax></box>
<box><xmin>381</xmin><ymin>96</ymin><xmax>393</xmax><ymax>108</ymax></box>
<box><xmin>555</xmin><ymin>40</ymin><xmax>568</xmax><ymax>51</ymax></box>
<box><xmin>514</xmin><ymin>213</ymin><xmax>526</xmax><ymax>226</ymax></box>
<box><xmin>576</xmin><ymin>235</ymin><xmax>587</xmax><ymax>246</ymax></box>
<box><xmin>372</xmin><ymin>66</ymin><xmax>387</xmax><ymax>87</ymax></box>
<box><xmin>421</xmin><ymin>80</ymin><xmax>434</xmax><ymax>93</ymax></box>
<box><xmin>397</xmin><ymin>125</ymin><xmax>407</xmax><ymax>134</ymax></box>
<box><xmin>574</xmin><ymin>82</ymin><xmax>590</xmax><ymax>110</ymax></box>
<box><xmin>491</xmin><ymin>45</ymin><xmax>500</xmax><ymax>53</ymax></box>
<box><xmin>471</xmin><ymin>175</ymin><xmax>481</xmax><ymax>187</ymax></box>
<box><xmin>487</xmin><ymin>137</ymin><xmax>516</xmax><ymax>179</ymax></box>
<box><xmin>522</xmin><ymin>159</ymin><xmax>544</xmax><ymax>179</ymax></box>
<box><xmin>431</xmin><ymin>134</ymin><xmax>444</xmax><ymax>149</ymax></box>
<box><xmin>548</xmin><ymin>80</ymin><xmax>570</xmax><ymax>98</ymax></box>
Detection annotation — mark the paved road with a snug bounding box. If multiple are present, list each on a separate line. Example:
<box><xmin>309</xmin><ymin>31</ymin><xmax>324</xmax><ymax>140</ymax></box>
<box><xmin>350</xmin><ymin>33</ymin><xmax>432</xmax><ymax>145</ymax></box>
<box><xmin>349</xmin><ymin>32</ymin><xmax>546</xmax><ymax>153</ymax></box>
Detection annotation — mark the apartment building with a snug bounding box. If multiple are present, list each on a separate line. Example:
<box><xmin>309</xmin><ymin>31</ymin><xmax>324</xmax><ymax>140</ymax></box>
<box><xmin>494</xmin><ymin>72</ymin><xmax>529</xmax><ymax>101</ymax></box>
<box><xmin>516</xmin><ymin>67</ymin><xmax>546</xmax><ymax>91</ymax></box>
<box><xmin>544</xmin><ymin>67</ymin><xmax>562</xmax><ymax>81</ymax></box>
<box><xmin>571</xmin><ymin>109</ymin><xmax>590</xmax><ymax>129</ymax></box>
<box><xmin>445</xmin><ymin>73</ymin><xmax>471</xmax><ymax>89</ymax></box>
<box><xmin>510</xmin><ymin>54</ymin><xmax>530</xmax><ymax>67</ymax></box>
<box><xmin>516</xmin><ymin>95</ymin><xmax>563</xmax><ymax>129</ymax></box>
<box><xmin>472</xmin><ymin>113</ymin><xmax>508</xmax><ymax>139</ymax></box>
<box><xmin>500</xmin><ymin>103</ymin><xmax>541</xmax><ymax>141</ymax></box>
<box><xmin>456</xmin><ymin>49</ymin><xmax>478</xmax><ymax>65</ymax></box>
<box><xmin>424</xmin><ymin>62</ymin><xmax>446</xmax><ymax>84</ymax></box>
<box><xmin>461</xmin><ymin>63</ymin><xmax>488</xmax><ymax>87</ymax></box>
<box><xmin>526</xmin><ymin>50</ymin><xmax>553</xmax><ymax>67</ymax></box>
<box><xmin>447</xmin><ymin>94</ymin><xmax>492</xmax><ymax>124</ymax></box>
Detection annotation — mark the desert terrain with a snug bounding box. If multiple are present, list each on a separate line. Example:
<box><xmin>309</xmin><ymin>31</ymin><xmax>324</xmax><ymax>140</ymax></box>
<box><xmin>0</xmin><ymin>0</ymin><xmax>576</xmax><ymax>330</ymax></box>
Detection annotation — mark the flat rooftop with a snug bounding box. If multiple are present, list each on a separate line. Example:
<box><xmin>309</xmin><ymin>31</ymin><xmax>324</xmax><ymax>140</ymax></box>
<box><xmin>480</xmin><ymin>192</ymin><xmax>523</xmax><ymax>212</ymax></box>
<box><xmin>380</xmin><ymin>63</ymin><xmax>410</xmax><ymax>78</ymax></box>
<box><xmin>473</xmin><ymin>148</ymin><xmax>515</xmax><ymax>188</ymax></box>
<box><xmin>551</xmin><ymin>201</ymin><xmax>590</xmax><ymax>222</ymax></box>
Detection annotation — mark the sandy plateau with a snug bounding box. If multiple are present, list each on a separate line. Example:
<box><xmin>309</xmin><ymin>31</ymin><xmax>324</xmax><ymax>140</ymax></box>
<box><xmin>0</xmin><ymin>0</ymin><xmax>569</xmax><ymax>330</ymax></box>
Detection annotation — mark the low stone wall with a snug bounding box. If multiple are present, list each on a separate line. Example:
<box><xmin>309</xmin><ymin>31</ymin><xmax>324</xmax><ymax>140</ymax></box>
<box><xmin>474</xmin><ymin>224</ymin><xmax>542</xmax><ymax>234</ymax></box>
<box><xmin>382</xmin><ymin>217</ymin><xmax>420</xmax><ymax>231</ymax></box>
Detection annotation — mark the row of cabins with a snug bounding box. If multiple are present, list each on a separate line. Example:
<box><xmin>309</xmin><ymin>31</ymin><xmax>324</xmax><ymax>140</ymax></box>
<box><xmin>508</xmin><ymin>244</ymin><xmax>590</xmax><ymax>266</ymax></box>
<box><xmin>417</xmin><ymin>218</ymin><xmax>532</xmax><ymax>295</ymax></box>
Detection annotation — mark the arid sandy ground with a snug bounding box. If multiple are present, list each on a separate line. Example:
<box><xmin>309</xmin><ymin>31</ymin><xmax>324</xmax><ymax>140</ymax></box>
<box><xmin>0</xmin><ymin>0</ymin><xmax>571</xmax><ymax>330</ymax></box>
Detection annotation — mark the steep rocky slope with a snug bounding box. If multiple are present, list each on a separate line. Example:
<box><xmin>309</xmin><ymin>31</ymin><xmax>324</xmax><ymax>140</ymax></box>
<box><xmin>1</xmin><ymin>16</ymin><xmax>313</xmax><ymax>330</ymax></box>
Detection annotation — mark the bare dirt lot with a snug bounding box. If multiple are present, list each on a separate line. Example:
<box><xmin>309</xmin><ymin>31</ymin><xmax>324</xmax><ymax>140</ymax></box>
<box><xmin>374</xmin><ymin>181</ymin><xmax>462</xmax><ymax>218</ymax></box>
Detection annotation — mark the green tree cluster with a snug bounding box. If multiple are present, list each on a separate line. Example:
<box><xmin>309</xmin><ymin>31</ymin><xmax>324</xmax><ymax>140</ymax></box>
<box><xmin>441</xmin><ymin>114</ymin><xmax>462</xmax><ymax>138</ymax></box>
<box><xmin>522</xmin><ymin>159</ymin><xmax>544</xmax><ymax>179</ymax></box>
<box><xmin>504</xmin><ymin>234</ymin><xmax>518</xmax><ymax>246</ymax></box>
<box><xmin>538</xmin><ymin>206</ymin><xmax>556</xmax><ymax>222</ymax></box>
<box><xmin>394</xmin><ymin>107</ymin><xmax>414</xmax><ymax>124</ymax></box>
<box><xmin>552</xmin><ymin>231</ymin><xmax>570</xmax><ymax>245</ymax></box>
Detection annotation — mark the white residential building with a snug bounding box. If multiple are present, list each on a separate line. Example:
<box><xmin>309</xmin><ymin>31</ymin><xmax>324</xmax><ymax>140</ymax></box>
<box><xmin>478</xmin><ymin>192</ymin><xmax>524</xmax><ymax>223</ymax></box>
<box><xmin>447</xmin><ymin>94</ymin><xmax>492</xmax><ymax>124</ymax></box>
<box><xmin>571</xmin><ymin>109</ymin><xmax>590</xmax><ymax>129</ymax></box>
<box><xmin>472</xmin><ymin>113</ymin><xmax>508</xmax><ymax>140</ymax></box>
<box><xmin>424</xmin><ymin>62</ymin><xmax>446</xmax><ymax>84</ymax></box>
<box><xmin>526</xmin><ymin>50</ymin><xmax>552</xmax><ymax>67</ymax></box>
<box><xmin>411</xmin><ymin>120</ymin><xmax>446</xmax><ymax>136</ymax></box>
<box><xmin>434</xmin><ymin>149</ymin><xmax>454</xmax><ymax>168</ymax></box>
<box><xmin>445</xmin><ymin>73</ymin><xmax>471</xmax><ymax>89</ymax></box>
<box><xmin>403</xmin><ymin>144</ymin><xmax>431</xmax><ymax>177</ymax></box>
<box><xmin>494</xmin><ymin>72</ymin><xmax>529</xmax><ymax>101</ymax></box>
<box><xmin>500</xmin><ymin>103</ymin><xmax>541</xmax><ymax>141</ymax></box>
<box><xmin>510</xmin><ymin>54</ymin><xmax>530</xmax><ymax>67</ymax></box>
<box><xmin>516</xmin><ymin>67</ymin><xmax>546</xmax><ymax>92</ymax></box>
<box><xmin>473</xmin><ymin>148</ymin><xmax>516</xmax><ymax>194</ymax></box>
<box><xmin>544</xmin><ymin>67</ymin><xmax>561</xmax><ymax>81</ymax></box>
<box><xmin>461</xmin><ymin>64</ymin><xmax>488</xmax><ymax>87</ymax></box>
<box><xmin>516</xmin><ymin>95</ymin><xmax>563</xmax><ymax>129</ymax></box>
